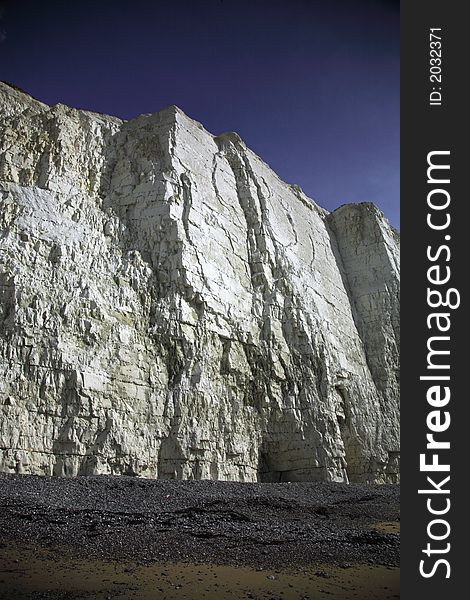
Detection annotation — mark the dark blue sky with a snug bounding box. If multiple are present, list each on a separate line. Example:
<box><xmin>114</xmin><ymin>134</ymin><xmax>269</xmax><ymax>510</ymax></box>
<box><xmin>1</xmin><ymin>0</ymin><xmax>399</xmax><ymax>228</ymax></box>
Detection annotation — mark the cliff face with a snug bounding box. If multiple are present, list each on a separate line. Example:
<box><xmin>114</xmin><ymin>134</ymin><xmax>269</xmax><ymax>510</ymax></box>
<box><xmin>0</xmin><ymin>82</ymin><xmax>399</xmax><ymax>483</ymax></box>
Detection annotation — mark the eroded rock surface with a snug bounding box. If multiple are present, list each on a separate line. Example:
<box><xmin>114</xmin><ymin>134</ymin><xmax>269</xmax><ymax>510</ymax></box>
<box><xmin>0</xmin><ymin>82</ymin><xmax>399</xmax><ymax>482</ymax></box>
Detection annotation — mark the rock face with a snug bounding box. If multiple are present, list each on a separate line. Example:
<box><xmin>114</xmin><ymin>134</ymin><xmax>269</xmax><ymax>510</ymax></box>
<box><xmin>0</xmin><ymin>82</ymin><xmax>400</xmax><ymax>483</ymax></box>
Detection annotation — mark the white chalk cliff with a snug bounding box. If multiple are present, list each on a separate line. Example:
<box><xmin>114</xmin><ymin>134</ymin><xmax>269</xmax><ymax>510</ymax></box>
<box><xmin>0</xmin><ymin>82</ymin><xmax>399</xmax><ymax>483</ymax></box>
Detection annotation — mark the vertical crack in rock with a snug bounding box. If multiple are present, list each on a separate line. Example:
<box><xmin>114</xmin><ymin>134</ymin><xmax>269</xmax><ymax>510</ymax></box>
<box><xmin>0</xmin><ymin>82</ymin><xmax>399</xmax><ymax>483</ymax></box>
<box><xmin>180</xmin><ymin>172</ymin><xmax>193</xmax><ymax>243</ymax></box>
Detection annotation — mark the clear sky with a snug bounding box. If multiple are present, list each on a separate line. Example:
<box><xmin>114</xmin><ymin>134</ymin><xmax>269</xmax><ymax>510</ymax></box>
<box><xmin>0</xmin><ymin>0</ymin><xmax>399</xmax><ymax>228</ymax></box>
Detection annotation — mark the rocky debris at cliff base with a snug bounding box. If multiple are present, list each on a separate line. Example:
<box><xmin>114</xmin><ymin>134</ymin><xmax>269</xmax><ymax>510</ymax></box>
<box><xmin>0</xmin><ymin>474</ymin><xmax>399</xmax><ymax>569</ymax></box>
